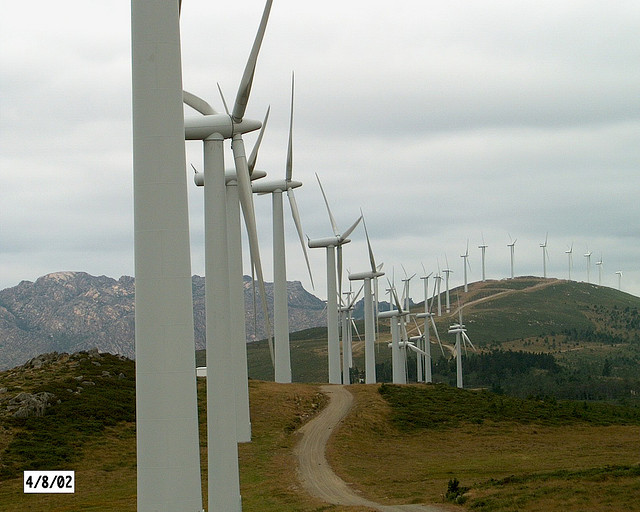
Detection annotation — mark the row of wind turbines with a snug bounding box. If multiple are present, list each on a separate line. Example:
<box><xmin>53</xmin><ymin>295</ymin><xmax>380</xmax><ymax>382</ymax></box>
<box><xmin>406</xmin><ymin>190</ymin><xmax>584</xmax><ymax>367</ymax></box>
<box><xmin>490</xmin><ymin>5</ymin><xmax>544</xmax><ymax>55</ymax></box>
<box><xmin>130</xmin><ymin>2</ymin><xmax>625</xmax><ymax>511</ymax></box>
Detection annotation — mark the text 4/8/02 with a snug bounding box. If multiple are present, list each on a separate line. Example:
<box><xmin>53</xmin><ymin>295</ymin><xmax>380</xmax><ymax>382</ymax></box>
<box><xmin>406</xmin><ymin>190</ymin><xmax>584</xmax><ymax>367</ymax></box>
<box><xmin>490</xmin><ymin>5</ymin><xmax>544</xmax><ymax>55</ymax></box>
<box><xmin>24</xmin><ymin>471</ymin><xmax>75</xmax><ymax>493</ymax></box>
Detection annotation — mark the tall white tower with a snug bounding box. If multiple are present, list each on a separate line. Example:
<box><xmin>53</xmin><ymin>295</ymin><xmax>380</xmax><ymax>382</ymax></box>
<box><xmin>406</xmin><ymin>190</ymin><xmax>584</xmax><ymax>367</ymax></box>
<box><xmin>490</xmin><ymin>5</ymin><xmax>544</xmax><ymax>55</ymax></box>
<box><xmin>131</xmin><ymin>1</ymin><xmax>203</xmax><ymax>510</ymax></box>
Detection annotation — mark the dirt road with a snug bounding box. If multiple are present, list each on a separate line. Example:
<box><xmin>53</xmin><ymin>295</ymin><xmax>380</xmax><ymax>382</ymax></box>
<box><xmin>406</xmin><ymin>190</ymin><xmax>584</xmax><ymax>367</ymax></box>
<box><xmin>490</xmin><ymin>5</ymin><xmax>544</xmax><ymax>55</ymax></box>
<box><xmin>296</xmin><ymin>385</ymin><xmax>450</xmax><ymax>512</ymax></box>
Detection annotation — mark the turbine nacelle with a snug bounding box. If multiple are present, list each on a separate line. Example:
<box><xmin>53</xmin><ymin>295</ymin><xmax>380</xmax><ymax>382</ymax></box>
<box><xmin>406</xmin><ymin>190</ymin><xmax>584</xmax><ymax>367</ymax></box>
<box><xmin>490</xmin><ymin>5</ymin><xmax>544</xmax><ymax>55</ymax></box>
<box><xmin>349</xmin><ymin>270</ymin><xmax>385</xmax><ymax>281</ymax></box>
<box><xmin>184</xmin><ymin>114</ymin><xmax>262</xmax><ymax>140</ymax></box>
<box><xmin>194</xmin><ymin>168</ymin><xmax>267</xmax><ymax>186</ymax></box>
<box><xmin>307</xmin><ymin>236</ymin><xmax>351</xmax><ymax>248</ymax></box>
<box><xmin>252</xmin><ymin>179</ymin><xmax>302</xmax><ymax>194</ymax></box>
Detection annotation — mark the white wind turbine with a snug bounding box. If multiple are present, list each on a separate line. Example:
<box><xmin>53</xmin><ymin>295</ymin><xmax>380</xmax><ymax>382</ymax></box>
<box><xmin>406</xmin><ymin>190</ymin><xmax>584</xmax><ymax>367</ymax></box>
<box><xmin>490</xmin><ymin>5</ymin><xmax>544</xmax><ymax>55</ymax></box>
<box><xmin>615</xmin><ymin>270</ymin><xmax>623</xmax><ymax>290</ymax></box>
<box><xmin>348</xmin><ymin>213</ymin><xmax>384</xmax><ymax>384</ymax></box>
<box><xmin>540</xmin><ymin>233</ymin><xmax>549</xmax><ymax>278</ymax></box>
<box><xmin>379</xmin><ymin>281</ymin><xmax>409</xmax><ymax>384</ymax></box>
<box><xmin>584</xmin><ymin>249</ymin><xmax>592</xmax><ymax>284</ymax></box>
<box><xmin>308</xmin><ymin>176</ymin><xmax>362</xmax><ymax>384</ymax></box>
<box><xmin>251</xmin><ymin>74</ymin><xmax>313</xmax><ymax>383</ymax></box>
<box><xmin>442</xmin><ymin>256</ymin><xmax>453</xmax><ymax>313</ymax></box>
<box><xmin>596</xmin><ymin>255</ymin><xmax>603</xmax><ymax>285</ymax></box>
<box><xmin>416</xmin><ymin>270</ymin><xmax>445</xmax><ymax>383</ymax></box>
<box><xmin>478</xmin><ymin>235</ymin><xmax>488</xmax><ymax>282</ymax></box>
<box><xmin>507</xmin><ymin>235</ymin><xmax>517</xmax><ymax>279</ymax></box>
<box><xmin>448</xmin><ymin>303</ymin><xmax>476</xmax><ymax>389</ymax></box>
<box><xmin>566</xmin><ymin>243</ymin><xmax>574</xmax><ymax>280</ymax></box>
<box><xmin>339</xmin><ymin>284</ymin><xmax>364</xmax><ymax>385</ymax></box>
<box><xmin>435</xmin><ymin>266</ymin><xmax>443</xmax><ymax>316</ymax></box>
<box><xmin>183</xmin><ymin>2</ymin><xmax>273</xmax><ymax>510</ymax></box>
<box><xmin>192</xmin><ymin>109</ymin><xmax>269</xmax><ymax>443</ymax></box>
<box><xmin>131</xmin><ymin>2</ymin><xmax>202</xmax><ymax>509</ymax></box>
<box><xmin>461</xmin><ymin>241</ymin><xmax>471</xmax><ymax>292</ymax></box>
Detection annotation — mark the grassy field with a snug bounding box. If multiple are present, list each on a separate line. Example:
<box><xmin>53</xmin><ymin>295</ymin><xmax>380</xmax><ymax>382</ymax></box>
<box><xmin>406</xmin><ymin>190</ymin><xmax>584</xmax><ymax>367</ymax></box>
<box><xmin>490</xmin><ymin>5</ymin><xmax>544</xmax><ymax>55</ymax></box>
<box><xmin>330</xmin><ymin>384</ymin><xmax>640</xmax><ymax>511</ymax></box>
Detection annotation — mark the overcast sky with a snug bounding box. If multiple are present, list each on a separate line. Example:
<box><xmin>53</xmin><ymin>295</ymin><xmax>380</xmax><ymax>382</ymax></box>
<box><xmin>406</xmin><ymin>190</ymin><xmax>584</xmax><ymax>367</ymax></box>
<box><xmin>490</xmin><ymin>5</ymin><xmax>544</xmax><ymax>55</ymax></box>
<box><xmin>2</xmin><ymin>1</ymin><xmax>639</xmax><ymax>301</ymax></box>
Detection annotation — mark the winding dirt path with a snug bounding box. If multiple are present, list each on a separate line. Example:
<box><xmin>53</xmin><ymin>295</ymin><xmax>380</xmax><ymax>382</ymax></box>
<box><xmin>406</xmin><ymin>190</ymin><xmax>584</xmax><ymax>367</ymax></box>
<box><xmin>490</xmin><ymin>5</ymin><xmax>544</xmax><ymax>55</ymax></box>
<box><xmin>296</xmin><ymin>385</ymin><xmax>450</xmax><ymax>512</ymax></box>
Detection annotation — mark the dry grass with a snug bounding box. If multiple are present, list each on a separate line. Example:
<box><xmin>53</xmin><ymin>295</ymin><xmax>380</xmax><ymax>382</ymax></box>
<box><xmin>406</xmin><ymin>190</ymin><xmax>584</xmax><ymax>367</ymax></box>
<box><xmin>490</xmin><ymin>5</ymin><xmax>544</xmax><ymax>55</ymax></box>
<box><xmin>329</xmin><ymin>385</ymin><xmax>640</xmax><ymax>511</ymax></box>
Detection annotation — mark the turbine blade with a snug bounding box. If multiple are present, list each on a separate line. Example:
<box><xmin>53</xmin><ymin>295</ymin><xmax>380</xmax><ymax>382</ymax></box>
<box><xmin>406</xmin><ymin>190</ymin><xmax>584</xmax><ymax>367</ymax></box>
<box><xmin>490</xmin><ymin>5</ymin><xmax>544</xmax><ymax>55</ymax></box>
<box><xmin>248</xmin><ymin>106</ymin><xmax>270</xmax><ymax>174</ymax></box>
<box><xmin>232</xmin><ymin>0</ymin><xmax>273</xmax><ymax>123</ymax></box>
<box><xmin>362</xmin><ymin>213</ymin><xmax>377</xmax><ymax>273</ymax></box>
<box><xmin>285</xmin><ymin>72</ymin><xmax>294</xmax><ymax>182</ymax></box>
<box><xmin>430</xmin><ymin>316</ymin><xmax>445</xmax><ymax>356</ymax></box>
<box><xmin>316</xmin><ymin>173</ymin><xmax>340</xmax><ymax>236</ymax></box>
<box><xmin>183</xmin><ymin>90</ymin><xmax>216</xmax><ymax>115</ymax></box>
<box><xmin>340</xmin><ymin>215</ymin><xmax>363</xmax><ymax>241</ymax></box>
<box><xmin>217</xmin><ymin>83</ymin><xmax>230</xmax><ymax>116</ymax></box>
<box><xmin>462</xmin><ymin>331</ymin><xmax>476</xmax><ymax>351</ymax></box>
<box><xmin>232</xmin><ymin>134</ymin><xmax>273</xmax><ymax>363</ymax></box>
<box><xmin>287</xmin><ymin>188</ymin><xmax>314</xmax><ymax>289</ymax></box>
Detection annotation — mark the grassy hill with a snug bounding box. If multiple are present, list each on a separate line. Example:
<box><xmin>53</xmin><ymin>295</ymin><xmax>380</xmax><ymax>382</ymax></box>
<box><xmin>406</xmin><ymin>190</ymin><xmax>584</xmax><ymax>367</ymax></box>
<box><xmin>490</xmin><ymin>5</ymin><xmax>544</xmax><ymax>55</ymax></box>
<box><xmin>1</xmin><ymin>354</ymin><xmax>639</xmax><ymax>511</ymax></box>
<box><xmin>242</xmin><ymin>278</ymin><xmax>640</xmax><ymax>402</ymax></box>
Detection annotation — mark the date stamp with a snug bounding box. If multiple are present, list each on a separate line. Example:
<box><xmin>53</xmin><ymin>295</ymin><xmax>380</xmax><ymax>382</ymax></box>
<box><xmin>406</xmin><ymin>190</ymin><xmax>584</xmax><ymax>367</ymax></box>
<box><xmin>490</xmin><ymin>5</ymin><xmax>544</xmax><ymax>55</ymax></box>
<box><xmin>24</xmin><ymin>471</ymin><xmax>75</xmax><ymax>493</ymax></box>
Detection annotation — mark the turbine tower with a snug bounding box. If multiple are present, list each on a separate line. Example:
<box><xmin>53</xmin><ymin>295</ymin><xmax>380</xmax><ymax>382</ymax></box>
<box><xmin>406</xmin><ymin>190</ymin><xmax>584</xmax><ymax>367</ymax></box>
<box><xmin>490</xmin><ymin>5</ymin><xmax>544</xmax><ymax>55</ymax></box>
<box><xmin>596</xmin><ymin>255</ymin><xmax>603</xmax><ymax>285</ymax></box>
<box><xmin>478</xmin><ymin>235</ymin><xmax>488</xmax><ymax>282</ymax></box>
<box><xmin>566</xmin><ymin>243</ymin><xmax>574</xmax><ymax>280</ymax></box>
<box><xmin>584</xmin><ymin>249</ymin><xmax>592</xmax><ymax>284</ymax></box>
<box><xmin>252</xmin><ymin>74</ymin><xmax>313</xmax><ymax>383</ymax></box>
<box><xmin>416</xmin><ymin>270</ymin><xmax>444</xmax><ymax>383</ymax></box>
<box><xmin>447</xmin><ymin>305</ymin><xmax>476</xmax><ymax>388</ymax></box>
<box><xmin>131</xmin><ymin>2</ymin><xmax>202</xmax><ymax>510</ymax></box>
<box><xmin>183</xmin><ymin>2</ymin><xmax>274</xmax><ymax>510</ymax></box>
<box><xmin>442</xmin><ymin>256</ymin><xmax>453</xmax><ymax>313</ymax></box>
<box><xmin>379</xmin><ymin>283</ymin><xmax>408</xmax><ymax>384</ymax></box>
<box><xmin>308</xmin><ymin>175</ymin><xmax>362</xmax><ymax>384</ymax></box>
<box><xmin>615</xmin><ymin>270</ymin><xmax>623</xmax><ymax>291</ymax></box>
<box><xmin>192</xmin><ymin>115</ymin><xmax>269</xmax><ymax>443</ymax></box>
<box><xmin>507</xmin><ymin>235</ymin><xmax>517</xmax><ymax>279</ymax></box>
<box><xmin>348</xmin><ymin>213</ymin><xmax>384</xmax><ymax>384</ymax></box>
<box><xmin>540</xmin><ymin>233</ymin><xmax>549</xmax><ymax>278</ymax></box>
<box><xmin>461</xmin><ymin>240</ymin><xmax>471</xmax><ymax>292</ymax></box>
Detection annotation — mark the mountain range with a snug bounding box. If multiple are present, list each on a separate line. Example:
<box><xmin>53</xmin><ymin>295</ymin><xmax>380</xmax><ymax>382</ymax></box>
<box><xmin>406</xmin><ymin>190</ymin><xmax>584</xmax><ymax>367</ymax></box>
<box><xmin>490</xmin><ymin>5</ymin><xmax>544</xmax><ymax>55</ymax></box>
<box><xmin>0</xmin><ymin>271</ymin><xmax>326</xmax><ymax>370</ymax></box>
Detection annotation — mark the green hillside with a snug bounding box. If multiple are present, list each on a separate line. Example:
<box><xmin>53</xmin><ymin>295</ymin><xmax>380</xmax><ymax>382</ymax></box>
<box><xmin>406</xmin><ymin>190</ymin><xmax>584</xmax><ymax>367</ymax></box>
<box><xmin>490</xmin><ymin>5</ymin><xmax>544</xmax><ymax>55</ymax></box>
<box><xmin>244</xmin><ymin>278</ymin><xmax>640</xmax><ymax>402</ymax></box>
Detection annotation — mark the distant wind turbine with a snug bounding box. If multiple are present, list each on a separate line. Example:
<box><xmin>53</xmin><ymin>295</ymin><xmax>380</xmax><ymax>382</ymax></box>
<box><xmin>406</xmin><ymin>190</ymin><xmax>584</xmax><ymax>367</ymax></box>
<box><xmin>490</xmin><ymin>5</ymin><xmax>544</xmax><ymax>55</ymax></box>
<box><xmin>540</xmin><ymin>233</ymin><xmax>549</xmax><ymax>278</ymax></box>
<box><xmin>442</xmin><ymin>256</ymin><xmax>453</xmax><ymax>313</ymax></box>
<box><xmin>461</xmin><ymin>240</ymin><xmax>471</xmax><ymax>292</ymax></box>
<box><xmin>584</xmin><ymin>249</ymin><xmax>592</xmax><ymax>284</ymax></box>
<box><xmin>507</xmin><ymin>235</ymin><xmax>517</xmax><ymax>279</ymax></box>
<box><xmin>615</xmin><ymin>270</ymin><xmax>623</xmax><ymax>291</ymax></box>
<box><xmin>596</xmin><ymin>255</ymin><xmax>603</xmax><ymax>285</ymax></box>
<box><xmin>566</xmin><ymin>243</ymin><xmax>574</xmax><ymax>280</ymax></box>
<box><xmin>308</xmin><ymin>175</ymin><xmax>362</xmax><ymax>384</ymax></box>
<box><xmin>348</xmin><ymin>213</ymin><xmax>384</xmax><ymax>384</ymax></box>
<box><xmin>448</xmin><ymin>302</ymin><xmax>476</xmax><ymax>389</ymax></box>
<box><xmin>251</xmin><ymin>74</ymin><xmax>314</xmax><ymax>383</ymax></box>
<box><xmin>478</xmin><ymin>235</ymin><xmax>488</xmax><ymax>282</ymax></box>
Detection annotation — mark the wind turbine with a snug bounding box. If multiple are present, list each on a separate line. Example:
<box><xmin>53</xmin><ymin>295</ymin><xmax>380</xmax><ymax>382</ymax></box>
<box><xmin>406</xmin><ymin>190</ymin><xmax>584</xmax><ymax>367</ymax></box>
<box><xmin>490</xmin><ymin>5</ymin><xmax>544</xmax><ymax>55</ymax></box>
<box><xmin>339</xmin><ymin>284</ymin><xmax>364</xmax><ymax>385</ymax></box>
<box><xmin>596</xmin><ymin>255</ymin><xmax>603</xmax><ymax>285</ymax></box>
<box><xmin>447</xmin><ymin>303</ymin><xmax>476</xmax><ymax>389</ymax></box>
<box><xmin>308</xmin><ymin>175</ymin><xmax>362</xmax><ymax>384</ymax></box>
<box><xmin>584</xmin><ymin>249</ymin><xmax>592</xmax><ymax>284</ymax></box>
<box><xmin>379</xmin><ymin>281</ymin><xmax>409</xmax><ymax>384</ymax></box>
<box><xmin>540</xmin><ymin>233</ymin><xmax>549</xmax><ymax>278</ymax></box>
<box><xmin>131</xmin><ymin>2</ymin><xmax>202</xmax><ymax>509</ymax></box>
<box><xmin>615</xmin><ymin>270</ymin><xmax>623</xmax><ymax>291</ymax></box>
<box><xmin>416</xmin><ymin>269</ymin><xmax>445</xmax><ymax>383</ymax></box>
<box><xmin>183</xmin><ymin>2</ymin><xmax>273</xmax><ymax>510</ymax></box>
<box><xmin>192</xmin><ymin>108</ymin><xmax>269</xmax><ymax>443</ymax></box>
<box><xmin>507</xmin><ymin>235</ymin><xmax>517</xmax><ymax>279</ymax></box>
<box><xmin>566</xmin><ymin>243</ymin><xmax>574</xmax><ymax>280</ymax></box>
<box><xmin>251</xmin><ymin>74</ymin><xmax>313</xmax><ymax>383</ymax></box>
<box><xmin>461</xmin><ymin>240</ymin><xmax>471</xmax><ymax>292</ymax></box>
<box><xmin>348</xmin><ymin>213</ymin><xmax>384</xmax><ymax>384</ymax></box>
<box><xmin>478</xmin><ymin>235</ymin><xmax>488</xmax><ymax>282</ymax></box>
<box><xmin>434</xmin><ymin>266</ymin><xmax>443</xmax><ymax>317</ymax></box>
<box><xmin>442</xmin><ymin>256</ymin><xmax>453</xmax><ymax>313</ymax></box>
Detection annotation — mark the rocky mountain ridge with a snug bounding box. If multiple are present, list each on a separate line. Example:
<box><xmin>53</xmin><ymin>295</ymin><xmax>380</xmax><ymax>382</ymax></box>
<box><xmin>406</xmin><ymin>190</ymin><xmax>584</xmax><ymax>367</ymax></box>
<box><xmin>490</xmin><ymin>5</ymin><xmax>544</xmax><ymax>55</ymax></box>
<box><xmin>0</xmin><ymin>271</ymin><xmax>326</xmax><ymax>370</ymax></box>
